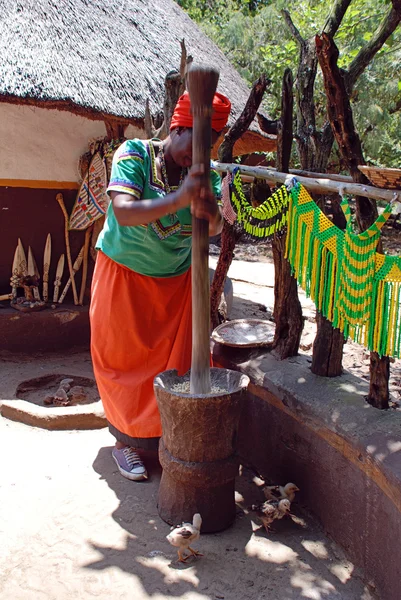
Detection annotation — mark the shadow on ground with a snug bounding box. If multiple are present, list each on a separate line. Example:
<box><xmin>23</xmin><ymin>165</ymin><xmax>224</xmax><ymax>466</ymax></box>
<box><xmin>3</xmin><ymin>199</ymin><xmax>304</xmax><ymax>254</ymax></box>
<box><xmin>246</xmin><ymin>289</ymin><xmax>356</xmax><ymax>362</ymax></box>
<box><xmin>90</xmin><ymin>446</ymin><xmax>374</xmax><ymax>600</ymax></box>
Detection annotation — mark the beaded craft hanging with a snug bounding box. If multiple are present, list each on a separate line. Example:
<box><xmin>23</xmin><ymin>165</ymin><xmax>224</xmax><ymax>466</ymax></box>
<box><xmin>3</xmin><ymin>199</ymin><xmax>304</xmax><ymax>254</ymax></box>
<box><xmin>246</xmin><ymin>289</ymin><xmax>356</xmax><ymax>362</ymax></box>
<box><xmin>285</xmin><ymin>181</ymin><xmax>401</xmax><ymax>358</ymax></box>
<box><xmin>224</xmin><ymin>168</ymin><xmax>290</xmax><ymax>239</ymax></box>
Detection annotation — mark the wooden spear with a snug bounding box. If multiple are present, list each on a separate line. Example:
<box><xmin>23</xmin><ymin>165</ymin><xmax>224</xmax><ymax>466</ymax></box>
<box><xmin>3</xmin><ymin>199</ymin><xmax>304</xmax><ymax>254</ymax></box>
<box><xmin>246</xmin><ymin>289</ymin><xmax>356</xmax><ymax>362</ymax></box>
<box><xmin>53</xmin><ymin>254</ymin><xmax>65</xmax><ymax>303</ymax></box>
<box><xmin>43</xmin><ymin>233</ymin><xmax>51</xmax><ymax>302</ymax></box>
<box><xmin>187</xmin><ymin>65</ymin><xmax>219</xmax><ymax>395</ymax></box>
<box><xmin>27</xmin><ymin>247</ymin><xmax>41</xmax><ymax>301</ymax></box>
<box><xmin>58</xmin><ymin>246</ymin><xmax>84</xmax><ymax>305</ymax></box>
<box><xmin>17</xmin><ymin>238</ymin><xmax>27</xmax><ymax>278</ymax></box>
<box><xmin>56</xmin><ymin>193</ymin><xmax>79</xmax><ymax>305</ymax></box>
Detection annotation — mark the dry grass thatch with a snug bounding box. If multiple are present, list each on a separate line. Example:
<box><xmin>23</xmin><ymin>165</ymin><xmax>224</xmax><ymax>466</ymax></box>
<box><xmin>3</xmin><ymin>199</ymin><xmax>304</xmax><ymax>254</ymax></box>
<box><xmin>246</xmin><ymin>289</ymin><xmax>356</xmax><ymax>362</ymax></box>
<box><xmin>0</xmin><ymin>0</ymin><xmax>276</xmax><ymax>153</ymax></box>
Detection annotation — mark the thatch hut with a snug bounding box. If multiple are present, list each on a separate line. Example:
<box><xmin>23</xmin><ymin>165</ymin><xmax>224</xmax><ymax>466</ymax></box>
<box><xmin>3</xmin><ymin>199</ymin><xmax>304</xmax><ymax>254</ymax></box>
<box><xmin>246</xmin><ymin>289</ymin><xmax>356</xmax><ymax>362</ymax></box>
<box><xmin>0</xmin><ymin>0</ymin><xmax>275</xmax><ymax>348</ymax></box>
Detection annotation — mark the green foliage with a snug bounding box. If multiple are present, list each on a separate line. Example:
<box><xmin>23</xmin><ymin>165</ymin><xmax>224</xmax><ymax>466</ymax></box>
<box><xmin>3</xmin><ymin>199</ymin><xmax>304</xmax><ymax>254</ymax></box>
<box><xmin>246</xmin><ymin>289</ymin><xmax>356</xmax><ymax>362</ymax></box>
<box><xmin>177</xmin><ymin>0</ymin><xmax>401</xmax><ymax>167</ymax></box>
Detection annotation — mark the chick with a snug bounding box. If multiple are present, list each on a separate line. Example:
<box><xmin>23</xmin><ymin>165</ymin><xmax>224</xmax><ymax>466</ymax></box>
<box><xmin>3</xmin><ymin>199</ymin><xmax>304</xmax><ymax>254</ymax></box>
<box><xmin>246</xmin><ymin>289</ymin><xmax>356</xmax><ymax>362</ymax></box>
<box><xmin>251</xmin><ymin>499</ymin><xmax>291</xmax><ymax>533</ymax></box>
<box><xmin>263</xmin><ymin>482</ymin><xmax>300</xmax><ymax>503</ymax></box>
<box><xmin>166</xmin><ymin>513</ymin><xmax>203</xmax><ymax>562</ymax></box>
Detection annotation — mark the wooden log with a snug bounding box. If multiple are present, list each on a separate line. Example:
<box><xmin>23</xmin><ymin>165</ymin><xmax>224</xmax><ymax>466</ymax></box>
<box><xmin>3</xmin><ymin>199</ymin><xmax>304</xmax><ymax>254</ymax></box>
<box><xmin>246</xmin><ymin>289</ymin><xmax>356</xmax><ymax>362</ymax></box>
<box><xmin>187</xmin><ymin>65</ymin><xmax>219</xmax><ymax>395</ymax></box>
<box><xmin>213</xmin><ymin>163</ymin><xmax>401</xmax><ymax>203</ymax></box>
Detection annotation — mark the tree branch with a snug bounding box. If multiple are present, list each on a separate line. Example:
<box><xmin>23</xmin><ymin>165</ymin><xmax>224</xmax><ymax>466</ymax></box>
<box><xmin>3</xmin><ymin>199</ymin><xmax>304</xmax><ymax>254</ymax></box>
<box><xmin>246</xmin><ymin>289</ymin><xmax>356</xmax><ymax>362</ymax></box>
<box><xmin>218</xmin><ymin>74</ymin><xmax>270</xmax><ymax>162</ymax></box>
<box><xmin>154</xmin><ymin>70</ymin><xmax>182</xmax><ymax>139</ymax></box>
<box><xmin>346</xmin><ymin>6</ymin><xmax>401</xmax><ymax>90</ymax></box>
<box><xmin>256</xmin><ymin>113</ymin><xmax>279</xmax><ymax>135</ymax></box>
<box><xmin>144</xmin><ymin>98</ymin><xmax>155</xmax><ymax>138</ymax></box>
<box><xmin>323</xmin><ymin>0</ymin><xmax>353</xmax><ymax>37</ymax></box>
<box><xmin>282</xmin><ymin>10</ymin><xmax>304</xmax><ymax>45</ymax></box>
<box><xmin>179</xmin><ymin>39</ymin><xmax>193</xmax><ymax>95</ymax></box>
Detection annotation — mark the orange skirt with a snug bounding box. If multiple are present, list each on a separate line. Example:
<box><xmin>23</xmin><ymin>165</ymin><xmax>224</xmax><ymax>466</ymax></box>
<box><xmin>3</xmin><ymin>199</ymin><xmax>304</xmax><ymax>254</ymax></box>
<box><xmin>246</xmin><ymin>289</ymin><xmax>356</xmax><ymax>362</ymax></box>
<box><xmin>90</xmin><ymin>251</ymin><xmax>193</xmax><ymax>442</ymax></box>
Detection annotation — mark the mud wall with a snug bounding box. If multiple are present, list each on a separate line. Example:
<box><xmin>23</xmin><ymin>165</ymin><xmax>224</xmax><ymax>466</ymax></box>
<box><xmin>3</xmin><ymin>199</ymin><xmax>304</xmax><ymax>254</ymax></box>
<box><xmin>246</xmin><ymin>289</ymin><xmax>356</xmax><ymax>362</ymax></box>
<box><xmin>214</xmin><ymin>345</ymin><xmax>401</xmax><ymax>600</ymax></box>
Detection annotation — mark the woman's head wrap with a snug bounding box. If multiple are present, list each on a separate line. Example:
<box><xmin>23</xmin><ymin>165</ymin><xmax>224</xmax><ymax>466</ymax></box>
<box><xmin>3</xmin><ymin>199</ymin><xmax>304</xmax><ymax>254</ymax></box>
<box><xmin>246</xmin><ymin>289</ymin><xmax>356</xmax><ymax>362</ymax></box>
<box><xmin>170</xmin><ymin>91</ymin><xmax>231</xmax><ymax>133</ymax></box>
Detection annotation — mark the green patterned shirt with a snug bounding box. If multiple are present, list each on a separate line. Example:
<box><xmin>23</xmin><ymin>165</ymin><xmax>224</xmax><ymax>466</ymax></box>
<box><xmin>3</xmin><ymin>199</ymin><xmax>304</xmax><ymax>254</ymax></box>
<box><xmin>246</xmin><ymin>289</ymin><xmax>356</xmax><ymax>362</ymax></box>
<box><xmin>97</xmin><ymin>139</ymin><xmax>221</xmax><ymax>277</ymax></box>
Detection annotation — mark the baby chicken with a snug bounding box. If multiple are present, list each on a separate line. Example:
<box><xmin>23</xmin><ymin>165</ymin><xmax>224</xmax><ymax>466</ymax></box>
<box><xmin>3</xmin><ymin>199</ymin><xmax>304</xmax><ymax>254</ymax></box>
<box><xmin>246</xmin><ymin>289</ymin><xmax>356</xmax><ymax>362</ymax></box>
<box><xmin>263</xmin><ymin>482</ymin><xmax>299</xmax><ymax>503</ymax></box>
<box><xmin>166</xmin><ymin>513</ymin><xmax>203</xmax><ymax>562</ymax></box>
<box><xmin>251</xmin><ymin>499</ymin><xmax>291</xmax><ymax>532</ymax></box>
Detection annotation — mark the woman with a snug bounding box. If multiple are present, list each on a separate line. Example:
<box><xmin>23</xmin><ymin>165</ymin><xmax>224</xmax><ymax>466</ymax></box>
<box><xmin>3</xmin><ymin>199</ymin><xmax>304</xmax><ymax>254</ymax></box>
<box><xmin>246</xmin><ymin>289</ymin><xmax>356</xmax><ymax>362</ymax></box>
<box><xmin>90</xmin><ymin>91</ymin><xmax>231</xmax><ymax>481</ymax></box>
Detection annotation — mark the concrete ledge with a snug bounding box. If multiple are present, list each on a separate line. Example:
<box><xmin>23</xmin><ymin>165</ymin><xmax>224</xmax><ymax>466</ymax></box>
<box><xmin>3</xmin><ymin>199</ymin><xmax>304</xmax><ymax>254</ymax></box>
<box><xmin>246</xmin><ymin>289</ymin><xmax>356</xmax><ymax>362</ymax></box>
<box><xmin>0</xmin><ymin>398</ymin><xmax>106</xmax><ymax>430</ymax></box>
<box><xmin>213</xmin><ymin>343</ymin><xmax>401</xmax><ymax>600</ymax></box>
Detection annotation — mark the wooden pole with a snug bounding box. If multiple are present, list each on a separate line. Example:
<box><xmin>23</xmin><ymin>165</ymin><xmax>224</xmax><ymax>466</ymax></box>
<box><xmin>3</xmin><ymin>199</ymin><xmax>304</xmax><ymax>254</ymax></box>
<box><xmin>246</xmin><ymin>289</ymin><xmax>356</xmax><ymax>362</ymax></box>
<box><xmin>79</xmin><ymin>226</ymin><xmax>92</xmax><ymax>305</ymax></box>
<box><xmin>56</xmin><ymin>193</ymin><xmax>79</xmax><ymax>305</ymax></box>
<box><xmin>187</xmin><ymin>65</ymin><xmax>219</xmax><ymax>395</ymax></box>
<box><xmin>58</xmin><ymin>246</ymin><xmax>84</xmax><ymax>305</ymax></box>
<box><xmin>213</xmin><ymin>163</ymin><xmax>401</xmax><ymax>204</ymax></box>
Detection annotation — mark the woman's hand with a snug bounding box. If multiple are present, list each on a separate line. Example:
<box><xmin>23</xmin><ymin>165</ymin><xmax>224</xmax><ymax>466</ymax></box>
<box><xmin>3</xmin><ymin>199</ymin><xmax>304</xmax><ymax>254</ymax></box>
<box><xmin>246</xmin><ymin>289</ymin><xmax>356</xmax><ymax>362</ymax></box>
<box><xmin>176</xmin><ymin>164</ymin><xmax>219</xmax><ymax>221</ymax></box>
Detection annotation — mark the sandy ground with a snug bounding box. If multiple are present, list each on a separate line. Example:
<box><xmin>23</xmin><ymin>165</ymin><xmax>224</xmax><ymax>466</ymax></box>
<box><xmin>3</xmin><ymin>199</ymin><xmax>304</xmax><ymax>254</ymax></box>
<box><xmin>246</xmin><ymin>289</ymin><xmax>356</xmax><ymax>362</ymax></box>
<box><xmin>0</xmin><ymin>414</ymin><xmax>376</xmax><ymax>600</ymax></box>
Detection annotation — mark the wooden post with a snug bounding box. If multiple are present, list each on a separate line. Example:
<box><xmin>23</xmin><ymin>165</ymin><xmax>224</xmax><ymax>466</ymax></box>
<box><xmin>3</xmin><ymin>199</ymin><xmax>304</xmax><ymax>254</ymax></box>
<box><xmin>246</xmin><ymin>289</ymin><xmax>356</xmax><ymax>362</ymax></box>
<box><xmin>272</xmin><ymin>68</ymin><xmax>304</xmax><ymax>359</ymax></box>
<box><xmin>210</xmin><ymin>75</ymin><xmax>269</xmax><ymax>329</ymax></box>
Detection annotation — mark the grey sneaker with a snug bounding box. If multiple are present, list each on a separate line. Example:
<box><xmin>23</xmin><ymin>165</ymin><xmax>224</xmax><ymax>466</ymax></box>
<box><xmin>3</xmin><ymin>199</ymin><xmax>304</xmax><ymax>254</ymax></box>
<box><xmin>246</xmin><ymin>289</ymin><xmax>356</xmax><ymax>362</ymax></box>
<box><xmin>112</xmin><ymin>446</ymin><xmax>148</xmax><ymax>481</ymax></box>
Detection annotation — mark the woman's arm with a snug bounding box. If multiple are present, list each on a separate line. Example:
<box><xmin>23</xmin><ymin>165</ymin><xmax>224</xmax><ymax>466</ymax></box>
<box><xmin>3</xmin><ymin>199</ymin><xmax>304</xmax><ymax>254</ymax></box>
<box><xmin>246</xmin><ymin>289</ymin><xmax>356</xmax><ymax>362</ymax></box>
<box><xmin>111</xmin><ymin>189</ymin><xmax>183</xmax><ymax>227</ymax></box>
<box><xmin>112</xmin><ymin>164</ymin><xmax>223</xmax><ymax>231</ymax></box>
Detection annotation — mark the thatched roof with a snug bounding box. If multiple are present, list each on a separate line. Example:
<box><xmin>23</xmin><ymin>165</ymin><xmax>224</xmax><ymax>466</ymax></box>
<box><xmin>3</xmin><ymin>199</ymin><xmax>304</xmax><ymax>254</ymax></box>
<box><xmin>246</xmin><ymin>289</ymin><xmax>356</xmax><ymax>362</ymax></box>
<box><xmin>0</xmin><ymin>0</ymin><xmax>276</xmax><ymax>153</ymax></box>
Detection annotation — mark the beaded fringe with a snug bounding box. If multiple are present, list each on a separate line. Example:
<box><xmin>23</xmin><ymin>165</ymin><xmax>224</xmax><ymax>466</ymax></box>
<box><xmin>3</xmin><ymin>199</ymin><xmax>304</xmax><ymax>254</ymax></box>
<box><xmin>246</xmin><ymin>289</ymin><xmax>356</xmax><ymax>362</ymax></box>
<box><xmin>285</xmin><ymin>183</ymin><xmax>401</xmax><ymax>358</ymax></box>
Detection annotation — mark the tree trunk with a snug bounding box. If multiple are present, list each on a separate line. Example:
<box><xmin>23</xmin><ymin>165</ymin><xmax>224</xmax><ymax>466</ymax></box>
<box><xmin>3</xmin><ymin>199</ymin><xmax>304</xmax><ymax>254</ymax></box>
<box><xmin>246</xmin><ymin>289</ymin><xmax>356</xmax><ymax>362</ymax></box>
<box><xmin>316</xmin><ymin>32</ymin><xmax>389</xmax><ymax>408</ymax></box>
<box><xmin>272</xmin><ymin>69</ymin><xmax>303</xmax><ymax>359</ymax></box>
<box><xmin>210</xmin><ymin>75</ymin><xmax>269</xmax><ymax>329</ymax></box>
<box><xmin>291</xmin><ymin>34</ymin><xmax>345</xmax><ymax>372</ymax></box>
<box><xmin>311</xmin><ymin>193</ymin><xmax>345</xmax><ymax>376</ymax></box>
<box><xmin>369</xmin><ymin>353</ymin><xmax>390</xmax><ymax>409</ymax></box>
<box><xmin>311</xmin><ymin>313</ymin><xmax>345</xmax><ymax>376</ymax></box>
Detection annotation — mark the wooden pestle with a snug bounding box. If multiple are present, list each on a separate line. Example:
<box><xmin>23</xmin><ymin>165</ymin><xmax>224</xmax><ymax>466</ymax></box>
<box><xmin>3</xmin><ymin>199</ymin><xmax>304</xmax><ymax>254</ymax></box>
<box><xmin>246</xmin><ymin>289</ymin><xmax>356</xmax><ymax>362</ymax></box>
<box><xmin>187</xmin><ymin>65</ymin><xmax>219</xmax><ymax>395</ymax></box>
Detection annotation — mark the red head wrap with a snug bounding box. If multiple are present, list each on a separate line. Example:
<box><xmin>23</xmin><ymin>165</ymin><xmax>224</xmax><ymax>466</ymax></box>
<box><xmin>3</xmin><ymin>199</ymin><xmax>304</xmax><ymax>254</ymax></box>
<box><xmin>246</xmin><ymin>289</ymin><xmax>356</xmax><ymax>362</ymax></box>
<box><xmin>170</xmin><ymin>91</ymin><xmax>231</xmax><ymax>133</ymax></box>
